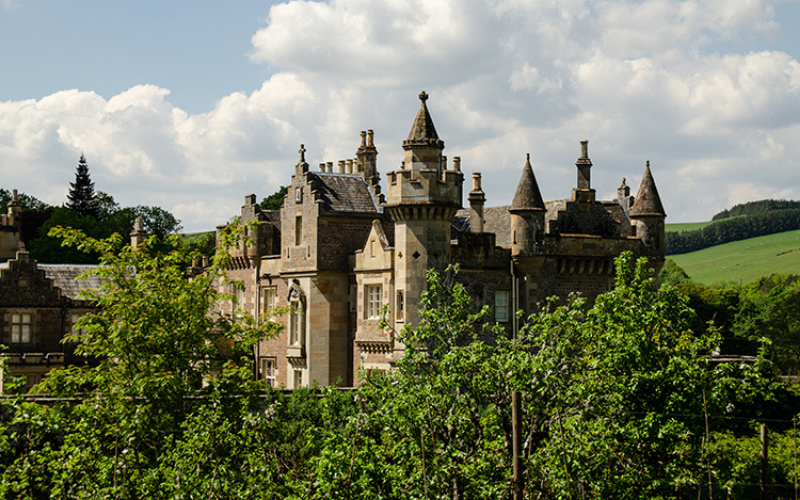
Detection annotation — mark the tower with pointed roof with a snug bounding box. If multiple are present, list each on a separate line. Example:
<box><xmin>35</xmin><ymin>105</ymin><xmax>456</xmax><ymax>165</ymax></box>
<box><xmin>385</xmin><ymin>91</ymin><xmax>464</xmax><ymax>327</ymax></box>
<box><xmin>510</xmin><ymin>154</ymin><xmax>546</xmax><ymax>257</ymax></box>
<box><xmin>630</xmin><ymin>161</ymin><xmax>667</xmax><ymax>261</ymax></box>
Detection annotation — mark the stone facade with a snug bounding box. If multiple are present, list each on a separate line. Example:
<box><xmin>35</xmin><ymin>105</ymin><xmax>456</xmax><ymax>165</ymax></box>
<box><xmin>218</xmin><ymin>92</ymin><xmax>666</xmax><ymax>388</ymax></box>
<box><xmin>0</xmin><ymin>251</ymin><xmax>100</xmax><ymax>391</ymax></box>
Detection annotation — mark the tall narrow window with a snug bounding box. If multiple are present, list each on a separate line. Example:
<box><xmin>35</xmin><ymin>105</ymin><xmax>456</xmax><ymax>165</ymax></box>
<box><xmin>295</xmin><ymin>215</ymin><xmax>302</xmax><ymax>246</ymax></box>
<box><xmin>396</xmin><ymin>290</ymin><xmax>405</xmax><ymax>322</ymax></box>
<box><xmin>289</xmin><ymin>301</ymin><xmax>304</xmax><ymax>346</ymax></box>
<box><xmin>495</xmin><ymin>291</ymin><xmax>510</xmax><ymax>322</ymax></box>
<box><xmin>11</xmin><ymin>313</ymin><xmax>31</xmax><ymax>343</ymax></box>
<box><xmin>293</xmin><ymin>369</ymin><xmax>303</xmax><ymax>389</ymax></box>
<box><xmin>260</xmin><ymin>357</ymin><xmax>277</xmax><ymax>387</ymax></box>
<box><xmin>263</xmin><ymin>287</ymin><xmax>276</xmax><ymax>318</ymax></box>
<box><xmin>365</xmin><ymin>284</ymin><xmax>383</xmax><ymax>319</ymax></box>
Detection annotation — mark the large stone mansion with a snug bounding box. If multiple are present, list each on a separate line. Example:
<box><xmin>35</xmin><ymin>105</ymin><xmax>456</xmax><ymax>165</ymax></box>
<box><xmin>220</xmin><ymin>91</ymin><xmax>666</xmax><ymax>388</ymax></box>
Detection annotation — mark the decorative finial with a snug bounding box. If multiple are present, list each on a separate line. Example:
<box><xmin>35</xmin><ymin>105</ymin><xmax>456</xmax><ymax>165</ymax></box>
<box><xmin>646</xmin><ymin>160</ymin><xmax>650</xmax><ymax>168</ymax></box>
<box><xmin>526</xmin><ymin>153</ymin><xmax>530</xmax><ymax>161</ymax></box>
<box><xmin>299</xmin><ymin>144</ymin><xmax>306</xmax><ymax>163</ymax></box>
<box><xmin>419</xmin><ymin>91</ymin><xmax>429</xmax><ymax>103</ymax></box>
<box><xmin>622</xmin><ymin>177</ymin><xmax>626</xmax><ymax>183</ymax></box>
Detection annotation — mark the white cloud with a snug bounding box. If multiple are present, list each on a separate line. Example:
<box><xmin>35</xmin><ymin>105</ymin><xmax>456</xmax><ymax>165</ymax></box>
<box><xmin>2</xmin><ymin>0</ymin><xmax>800</xmax><ymax>231</ymax></box>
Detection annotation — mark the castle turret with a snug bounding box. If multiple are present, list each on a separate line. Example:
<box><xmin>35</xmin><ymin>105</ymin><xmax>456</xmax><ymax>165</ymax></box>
<box><xmin>510</xmin><ymin>154</ymin><xmax>546</xmax><ymax>257</ymax></box>
<box><xmin>629</xmin><ymin>161</ymin><xmax>666</xmax><ymax>258</ymax></box>
<box><xmin>386</xmin><ymin>91</ymin><xmax>464</xmax><ymax>327</ymax></box>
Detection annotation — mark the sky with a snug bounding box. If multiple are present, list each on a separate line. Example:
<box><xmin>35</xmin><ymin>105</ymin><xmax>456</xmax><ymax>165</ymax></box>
<box><xmin>2</xmin><ymin>0</ymin><xmax>800</xmax><ymax>232</ymax></box>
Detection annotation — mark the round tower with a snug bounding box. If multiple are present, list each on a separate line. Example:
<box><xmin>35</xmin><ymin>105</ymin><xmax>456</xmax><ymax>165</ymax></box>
<box><xmin>385</xmin><ymin>92</ymin><xmax>464</xmax><ymax>327</ymax></box>
<box><xmin>629</xmin><ymin>161</ymin><xmax>667</xmax><ymax>258</ymax></box>
<box><xmin>509</xmin><ymin>154</ymin><xmax>546</xmax><ymax>257</ymax></box>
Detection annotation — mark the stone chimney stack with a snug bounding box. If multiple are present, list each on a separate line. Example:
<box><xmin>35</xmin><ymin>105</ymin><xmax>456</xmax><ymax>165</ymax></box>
<box><xmin>572</xmin><ymin>140</ymin><xmax>596</xmax><ymax>207</ymax></box>
<box><xmin>356</xmin><ymin>129</ymin><xmax>379</xmax><ymax>186</ymax></box>
<box><xmin>130</xmin><ymin>217</ymin><xmax>147</xmax><ymax>250</ymax></box>
<box><xmin>468</xmin><ymin>172</ymin><xmax>486</xmax><ymax>233</ymax></box>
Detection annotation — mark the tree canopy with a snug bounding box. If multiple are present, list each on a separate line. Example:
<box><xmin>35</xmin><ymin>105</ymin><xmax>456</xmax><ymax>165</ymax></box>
<box><xmin>0</xmin><ymin>251</ymin><xmax>796</xmax><ymax>499</ymax></box>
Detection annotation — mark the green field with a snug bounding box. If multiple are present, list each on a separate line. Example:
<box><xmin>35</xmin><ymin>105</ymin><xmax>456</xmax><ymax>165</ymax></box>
<box><xmin>665</xmin><ymin>221</ymin><xmax>715</xmax><ymax>233</ymax></box>
<box><xmin>669</xmin><ymin>229</ymin><xmax>800</xmax><ymax>286</ymax></box>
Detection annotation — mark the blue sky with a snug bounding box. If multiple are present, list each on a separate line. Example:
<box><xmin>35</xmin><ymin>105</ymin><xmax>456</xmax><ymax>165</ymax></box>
<box><xmin>2</xmin><ymin>0</ymin><xmax>800</xmax><ymax>232</ymax></box>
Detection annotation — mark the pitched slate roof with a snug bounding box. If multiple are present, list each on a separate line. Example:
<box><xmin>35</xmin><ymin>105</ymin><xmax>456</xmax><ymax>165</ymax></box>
<box><xmin>39</xmin><ymin>264</ymin><xmax>102</xmax><ymax>300</ymax></box>
<box><xmin>310</xmin><ymin>172</ymin><xmax>381</xmax><ymax>214</ymax></box>
<box><xmin>630</xmin><ymin>163</ymin><xmax>666</xmax><ymax>217</ymax></box>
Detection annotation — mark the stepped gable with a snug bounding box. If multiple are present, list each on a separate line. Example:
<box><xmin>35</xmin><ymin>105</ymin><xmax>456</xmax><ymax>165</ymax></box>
<box><xmin>630</xmin><ymin>162</ymin><xmax>666</xmax><ymax>217</ymax></box>
<box><xmin>403</xmin><ymin>91</ymin><xmax>443</xmax><ymax>148</ymax></box>
<box><xmin>511</xmin><ymin>154</ymin><xmax>545</xmax><ymax>211</ymax></box>
<box><xmin>309</xmin><ymin>172</ymin><xmax>381</xmax><ymax>214</ymax></box>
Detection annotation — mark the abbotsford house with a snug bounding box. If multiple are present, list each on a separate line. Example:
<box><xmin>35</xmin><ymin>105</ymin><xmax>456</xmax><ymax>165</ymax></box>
<box><xmin>217</xmin><ymin>91</ymin><xmax>666</xmax><ymax>389</ymax></box>
<box><xmin>0</xmin><ymin>92</ymin><xmax>665</xmax><ymax>390</ymax></box>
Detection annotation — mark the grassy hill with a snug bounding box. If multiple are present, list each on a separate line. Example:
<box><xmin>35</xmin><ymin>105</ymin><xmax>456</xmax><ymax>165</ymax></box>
<box><xmin>665</xmin><ymin>221</ymin><xmax>715</xmax><ymax>233</ymax></box>
<box><xmin>669</xmin><ymin>229</ymin><xmax>800</xmax><ymax>286</ymax></box>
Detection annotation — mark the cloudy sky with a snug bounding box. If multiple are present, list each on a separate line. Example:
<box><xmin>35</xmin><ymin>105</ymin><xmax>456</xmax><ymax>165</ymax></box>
<box><xmin>2</xmin><ymin>0</ymin><xmax>799</xmax><ymax>232</ymax></box>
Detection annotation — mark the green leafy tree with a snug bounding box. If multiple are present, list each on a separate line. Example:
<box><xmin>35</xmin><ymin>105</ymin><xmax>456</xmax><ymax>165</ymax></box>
<box><xmin>734</xmin><ymin>274</ymin><xmax>800</xmax><ymax>375</ymax></box>
<box><xmin>0</xmin><ymin>189</ymin><xmax>50</xmax><ymax>212</ymax></box>
<box><xmin>28</xmin><ymin>207</ymin><xmax>109</xmax><ymax>263</ymax></box>
<box><xmin>67</xmin><ymin>154</ymin><xmax>99</xmax><ymax>218</ymax></box>
<box><xmin>0</xmin><ymin>222</ymin><xmax>282</xmax><ymax>498</ymax></box>
<box><xmin>260</xmin><ymin>186</ymin><xmax>288</xmax><ymax>211</ymax></box>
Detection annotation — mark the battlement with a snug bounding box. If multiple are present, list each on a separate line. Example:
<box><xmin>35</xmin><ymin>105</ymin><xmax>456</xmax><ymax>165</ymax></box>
<box><xmin>385</xmin><ymin>156</ymin><xmax>463</xmax><ymax>210</ymax></box>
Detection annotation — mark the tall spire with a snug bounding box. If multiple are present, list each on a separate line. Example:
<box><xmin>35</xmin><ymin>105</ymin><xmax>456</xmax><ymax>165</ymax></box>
<box><xmin>403</xmin><ymin>91</ymin><xmax>444</xmax><ymax>149</ymax></box>
<box><xmin>630</xmin><ymin>161</ymin><xmax>666</xmax><ymax>217</ymax></box>
<box><xmin>511</xmin><ymin>153</ymin><xmax>545</xmax><ymax>211</ymax></box>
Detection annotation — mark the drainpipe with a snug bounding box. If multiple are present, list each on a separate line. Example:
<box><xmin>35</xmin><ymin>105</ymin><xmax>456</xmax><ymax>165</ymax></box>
<box><xmin>510</xmin><ymin>259</ymin><xmax>518</xmax><ymax>339</ymax></box>
<box><xmin>253</xmin><ymin>259</ymin><xmax>261</xmax><ymax>381</ymax></box>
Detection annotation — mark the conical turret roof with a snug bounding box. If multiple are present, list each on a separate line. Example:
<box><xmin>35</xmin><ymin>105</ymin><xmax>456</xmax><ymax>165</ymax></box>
<box><xmin>630</xmin><ymin>162</ymin><xmax>666</xmax><ymax>217</ymax></box>
<box><xmin>403</xmin><ymin>91</ymin><xmax>444</xmax><ymax>148</ymax></box>
<box><xmin>511</xmin><ymin>154</ymin><xmax>546</xmax><ymax>211</ymax></box>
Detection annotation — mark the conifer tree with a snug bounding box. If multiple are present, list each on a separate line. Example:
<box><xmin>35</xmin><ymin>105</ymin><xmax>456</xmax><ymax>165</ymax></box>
<box><xmin>66</xmin><ymin>154</ymin><xmax>98</xmax><ymax>217</ymax></box>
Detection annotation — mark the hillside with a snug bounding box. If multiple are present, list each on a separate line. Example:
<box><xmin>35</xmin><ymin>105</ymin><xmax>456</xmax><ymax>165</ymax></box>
<box><xmin>669</xmin><ymin>229</ymin><xmax>800</xmax><ymax>286</ymax></box>
<box><xmin>665</xmin><ymin>221</ymin><xmax>714</xmax><ymax>233</ymax></box>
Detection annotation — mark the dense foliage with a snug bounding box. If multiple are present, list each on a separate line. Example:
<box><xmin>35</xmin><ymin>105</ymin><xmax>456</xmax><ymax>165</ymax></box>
<box><xmin>0</xmin><ymin>189</ymin><xmax>49</xmax><ymax>212</ymax></box>
<box><xmin>260</xmin><ymin>186</ymin><xmax>288</xmax><ymax>211</ymax></box>
<box><xmin>713</xmin><ymin>199</ymin><xmax>800</xmax><ymax>221</ymax></box>
<box><xmin>666</xmin><ymin>208</ymin><xmax>800</xmax><ymax>255</ymax></box>
<box><xmin>734</xmin><ymin>274</ymin><xmax>800</xmax><ymax>376</ymax></box>
<box><xmin>0</xmin><ymin>249</ymin><xmax>797</xmax><ymax>499</ymax></box>
<box><xmin>24</xmin><ymin>189</ymin><xmax>182</xmax><ymax>264</ymax></box>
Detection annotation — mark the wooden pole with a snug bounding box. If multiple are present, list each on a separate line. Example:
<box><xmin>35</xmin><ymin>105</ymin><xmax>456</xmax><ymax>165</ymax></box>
<box><xmin>761</xmin><ymin>424</ymin><xmax>769</xmax><ymax>500</ymax></box>
<box><xmin>513</xmin><ymin>390</ymin><xmax>524</xmax><ymax>500</ymax></box>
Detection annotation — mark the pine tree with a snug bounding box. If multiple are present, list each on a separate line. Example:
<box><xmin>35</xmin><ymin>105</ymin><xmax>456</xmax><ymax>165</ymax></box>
<box><xmin>67</xmin><ymin>154</ymin><xmax>99</xmax><ymax>217</ymax></box>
